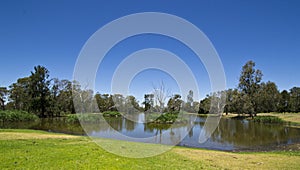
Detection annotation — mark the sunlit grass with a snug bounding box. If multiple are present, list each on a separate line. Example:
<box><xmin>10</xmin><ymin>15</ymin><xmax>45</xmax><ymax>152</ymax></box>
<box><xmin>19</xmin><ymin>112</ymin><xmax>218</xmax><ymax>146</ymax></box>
<box><xmin>1</xmin><ymin>129</ymin><xmax>300</xmax><ymax>169</ymax></box>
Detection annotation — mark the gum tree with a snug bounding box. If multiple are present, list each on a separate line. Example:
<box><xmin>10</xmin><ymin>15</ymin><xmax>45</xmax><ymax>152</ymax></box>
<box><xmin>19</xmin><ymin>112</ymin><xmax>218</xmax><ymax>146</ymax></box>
<box><xmin>238</xmin><ymin>61</ymin><xmax>263</xmax><ymax>117</ymax></box>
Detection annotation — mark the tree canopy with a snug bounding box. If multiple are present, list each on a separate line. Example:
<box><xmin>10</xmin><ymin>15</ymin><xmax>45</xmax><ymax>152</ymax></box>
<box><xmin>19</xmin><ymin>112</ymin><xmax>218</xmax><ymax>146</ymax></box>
<box><xmin>1</xmin><ymin>61</ymin><xmax>300</xmax><ymax>117</ymax></box>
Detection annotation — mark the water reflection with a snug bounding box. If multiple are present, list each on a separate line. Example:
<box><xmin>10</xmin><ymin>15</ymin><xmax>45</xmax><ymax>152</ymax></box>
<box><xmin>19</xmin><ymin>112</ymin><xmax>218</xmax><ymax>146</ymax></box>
<box><xmin>1</xmin><ymin>113</ymin><xmax>300</xmax><ymax>151</ymax></box>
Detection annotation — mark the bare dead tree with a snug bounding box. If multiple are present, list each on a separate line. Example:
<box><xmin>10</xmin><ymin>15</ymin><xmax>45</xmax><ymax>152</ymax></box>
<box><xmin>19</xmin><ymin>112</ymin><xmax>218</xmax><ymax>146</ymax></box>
<box><xmin>152</xmin><ymin>81</ymin><xmax>171</xmax><ymax>113</ymax></box>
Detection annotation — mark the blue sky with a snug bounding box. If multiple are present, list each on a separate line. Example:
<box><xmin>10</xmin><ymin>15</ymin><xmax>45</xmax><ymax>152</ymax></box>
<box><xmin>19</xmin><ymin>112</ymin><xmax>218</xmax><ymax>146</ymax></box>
<box><xmin>0</xmin><ymin>0</ymin><xmax>299</xmax><ymax>102</ymax></box>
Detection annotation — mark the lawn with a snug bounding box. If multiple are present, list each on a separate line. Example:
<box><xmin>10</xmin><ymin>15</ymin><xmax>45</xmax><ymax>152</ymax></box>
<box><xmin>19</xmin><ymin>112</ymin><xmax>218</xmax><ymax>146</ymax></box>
<box><xmin>1</xmin><ymin>129</ymin><xmax>300</xmax><ymax>169</ymax></box>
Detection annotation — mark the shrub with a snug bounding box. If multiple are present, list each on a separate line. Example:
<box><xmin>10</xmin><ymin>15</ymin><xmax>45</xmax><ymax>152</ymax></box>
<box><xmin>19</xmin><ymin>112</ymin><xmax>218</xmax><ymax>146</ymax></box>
<box><xmin>0</xmin><ymin>110</ymin><xmax>39</xmax><ymax>122</ymax></box>
<box><xmin>66</xmin><ymin>114</ymin><xmax>79</xmax><ymax>123</ymax></box>
<box><xmin>253</xmin><ymin>116</ymin><xmax>284</xmax><ymax>124</ymax></box>
<box><xmin>102</xmin><ymin>111</ymin><xmax>121</xmax><ymax>117</ymax></box>
<box><xmin>66</xmin><ymin>113</ymin><xmax>103</xmax><ymax>124</ymax></box>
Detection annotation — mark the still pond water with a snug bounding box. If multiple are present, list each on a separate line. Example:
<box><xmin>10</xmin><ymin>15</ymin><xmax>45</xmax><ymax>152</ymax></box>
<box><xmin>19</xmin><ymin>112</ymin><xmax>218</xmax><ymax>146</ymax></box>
<box><xmin>2</xmin><ymin>113</ymin><xmax>300</xmax><ymax>151</ymax></box>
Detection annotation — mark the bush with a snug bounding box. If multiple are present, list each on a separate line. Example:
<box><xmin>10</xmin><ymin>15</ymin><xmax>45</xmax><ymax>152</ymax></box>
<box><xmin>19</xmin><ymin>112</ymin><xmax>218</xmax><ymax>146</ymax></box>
<box><xmin>102</xmin><ymin>111</ymin><xmax>121</xmax><ymax>117</ymax></box>
<box><xmin>253</xmin><ymin>116</ymin><xmax>284</xmax><ymax>124</ymax></box>
<box><xmin>66</xmin><ymin>113</ymin><xmax>103</xmax><ymax>124</ymax></box>
<box><xmin>0</xmin><ymin>110</ymin><xmax>39</xmax><ymax>122</ymax></box>
<box><xmin>66</xmin><ymin>112</ymin><xmax>121</xmax><ymax>124</ymax></box>
<box><xmin>66</xmin><ymin>114</ymin><xmax>79</xmax><ymax>123</ymax></box>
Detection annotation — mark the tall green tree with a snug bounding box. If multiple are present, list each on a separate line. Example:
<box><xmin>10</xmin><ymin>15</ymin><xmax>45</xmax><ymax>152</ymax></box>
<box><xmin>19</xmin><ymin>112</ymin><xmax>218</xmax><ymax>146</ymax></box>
<box><xmin>198</xmin><ymin>95</ymin><xmax>211</xmax><ymax>114</ymax></box>
<box><xmin>238</xmin><ymin>60</ymin><xmax>263</xmax><ymax>117</ymax></box>
<box><xmin>278</xmin><ymin>90</ymin><xmax>290</xmax><ymax>112</ymax></box>
<box><xmin>289</xmin><ymin>87</ymin><xmax>300</xmax><ymax>113</ymax></box>
<box><xmin>48</xmin><ymin>79</ymin><xmax>75</xmax><ymax>116</ymax></box>
<box><xmin>95</xmin><ymin>93</ymin><xmax>115</xmax><ymax>112</ymax></box>
<box><xmin>255</xmin><ymin>81</ymin><xmax>280</xmax><ymax>113</ymax></box>
<box><xmin>28</xmin><ymin>65</ymin><xmax>51</xmax><ymax>117</ymax></box>
<box><xmin>224</xmin><ymin>89</ymin><xmax>236</xmax><ymax>115</ymax></box>
<box><xmin>112</xmin><ymin>94</ymin><xmax>125</xmax><ymax>111</ymax></box>
<box><xmin>143</xmin><ymin>94</ymin><xmax>154</xmax><ymax>112</ymax></box>
<box><xmin>9</xmin><ymin>77</ymin><xmax>31</xmax><ymax>110</ymax></box>
<box><xmin>184</xmin><ymin>90</ymin><xmax>194</xmax><ymax>112</ymax></box>
<box><xmin>125</xmin><ymin>95</ymin><xmax>141</xmax><ymax>113</ymax></box>
<box><xmin>167</xmin><ymin>94</ymin><xmax>182</xmax><ymax>112</ymax></box>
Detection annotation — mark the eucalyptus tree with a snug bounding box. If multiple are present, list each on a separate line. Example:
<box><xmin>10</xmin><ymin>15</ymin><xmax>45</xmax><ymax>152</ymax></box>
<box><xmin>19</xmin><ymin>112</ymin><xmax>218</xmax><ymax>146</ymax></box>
<box><xmin>224</xmin><ymin>89</ymin><xmax>236</xmax><ymax>115</ymax></box>
<box><xmin>198</xmin><ymin>95</ymin><xmax>211</xmax><ymax>114</ymax></box>
<box><xmin>0</xmin><ymin>87</ymin><xmax>8</xmax><ymax>110</ymax></box>
<box><xmin>238</xmin><ymin>61</ymin><xmax>263</xmax><ymax>117</ymax></box>
<box><xmin>125</xmin><ymin>95</ymin><xmax>140</xmax><ymax>113</ymax></box>
<box><xmin>289</xmin><ymin>87</ymin><xmax>300</xmax><ymax>113</ymax></box>
<box><xmin>143</xmin><ymin>94</ymin><xmax>154</xmax><ymax>112</ymax></box>
<box><xmin>49</xmin><ymin>79</ymin><xmax>75</xmax><ymax>116</ymax></box>
<box><xmin>28</xmin><ymin>65</ymin><xmax>51</xmax><ymax>117</ymax></box>
<box><xmin>255</xmin><ymin>81</ymin><xmax>280</xmax><ymax>113</ymax></box>
<box><xmin>167</xmin><ymin>94</ymin><xmax>182</xmax><ymax>112</ymax></box>
<box><xmin>278</xmin><ymin>90</ymin><xmax>290</xmax><ymax>112</ymax></box>
<box><xmin>9</xmin><ymin>77</ymin><xmax>31</xmax><ymax>111</ymax></box>
<box><xmin>183</xmin><ymin>90</ymin><xmax>195</xmax><ymax>112</ymax></box>
<box><xmin>95</xmin><ymin>93</ymin><xmax>115</xmax><ymax>112</ymax></box>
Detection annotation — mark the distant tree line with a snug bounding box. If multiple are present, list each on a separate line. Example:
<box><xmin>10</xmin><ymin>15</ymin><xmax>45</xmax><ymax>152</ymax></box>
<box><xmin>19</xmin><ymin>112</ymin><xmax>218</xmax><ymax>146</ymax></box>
<box><xmin>198</xmin><ymin>61</ymin><xmax>300</xmax><ymax>116</ymax></box>
<box><xmin>0</xmin><ymin>66</ymin><xmax>76</xmax><ymax>117</ymax></box>
<box><xmin>0</xmin><ymin>61</ymin><xmax>299</xmax><ymax>118</ymax></box>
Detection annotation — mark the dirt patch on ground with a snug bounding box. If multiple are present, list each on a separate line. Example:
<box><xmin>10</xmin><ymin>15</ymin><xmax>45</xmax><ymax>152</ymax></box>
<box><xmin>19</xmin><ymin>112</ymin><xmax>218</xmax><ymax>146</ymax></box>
<box><xmin>0</xmin><ymin>132</ymin><xmax>80</xmax><ymax>140</ymax></box>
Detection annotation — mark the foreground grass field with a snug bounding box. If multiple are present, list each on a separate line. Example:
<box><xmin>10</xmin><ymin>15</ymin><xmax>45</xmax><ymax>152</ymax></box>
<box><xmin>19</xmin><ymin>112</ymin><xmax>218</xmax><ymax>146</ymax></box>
<box><xmin>1</xmin><ymin>129</ymin><xmax>300</xmax><ymax>169</ymax></box>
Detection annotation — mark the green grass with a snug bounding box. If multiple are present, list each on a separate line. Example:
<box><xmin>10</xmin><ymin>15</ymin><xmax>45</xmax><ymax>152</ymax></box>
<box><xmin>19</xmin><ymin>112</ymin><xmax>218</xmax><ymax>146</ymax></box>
<box><xmin>0</xmin><ymin>110</ymin><xmax>39</xmax><ymax>122</ymax></box>
<box><xmin>259</xmin><ymin>113</ymin><xmax>300</xmax><ymax>126</ymax></box>
<box><xmin>1</xmin><ymin>129</ymin><xmax>300</xmax><ymax>169</ymax></box>
<box><xmin>253</xmin><ymin>116</ymin><xmax>284</xmax><ymax>124</ymax></box>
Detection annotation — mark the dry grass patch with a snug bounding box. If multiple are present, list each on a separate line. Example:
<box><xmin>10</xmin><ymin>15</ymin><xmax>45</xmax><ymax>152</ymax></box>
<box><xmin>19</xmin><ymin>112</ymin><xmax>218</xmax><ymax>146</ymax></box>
<box><xmin>260</xmin><ymin>113</ymin><xmax>300</xmax><ymax>124</ymax></box>
<box><xmin>0</xmin><ymin>132</ymin><xmax>79</xmax><ymax>140</ymax></box>
<box><xmin>173</xmin><ymin>148</ymin><xmax>300</xmax><ymax>170</ymax></box>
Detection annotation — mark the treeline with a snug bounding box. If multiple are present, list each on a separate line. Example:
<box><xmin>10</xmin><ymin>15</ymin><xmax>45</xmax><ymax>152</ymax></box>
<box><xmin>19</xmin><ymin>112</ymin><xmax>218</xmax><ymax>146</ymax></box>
<box><xmin>0</xmin><ymin>66</ymin><xmax>199</xmax><ymax>117</ymax></box>
<box><xmin>198</xmin><ymin>61</ymin><xmax>300</xmax><ymax>116</ymax></box>
<box><xmin>0</xmin><ymin>61</ymin><xmax>299</xmax><ymax>118</ymax></box>
<box><xmin>0</xmin><ymin>66</ymin><xmax>146</xmax><ymax>117</ymax></box>
<box><xmin>0</xmin><ymin>66</ymin><xmax>75</xmax><ymax>117</ymax></box>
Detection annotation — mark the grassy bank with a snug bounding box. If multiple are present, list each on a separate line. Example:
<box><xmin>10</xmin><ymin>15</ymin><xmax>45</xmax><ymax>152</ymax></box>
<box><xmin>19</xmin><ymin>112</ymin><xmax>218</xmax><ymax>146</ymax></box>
<box><xmin>1</xmin><ymin>129</ymin><xmax>300</xmax><ymax>169</ymax></box>
<box><xmin>223</xmin><ymin>112</ymin><xmax>300</xmax><ymax>126</ymax></box>
<box><xmin>253</xmin><ymin>116</ymin><xmax>284</xmax><ymax>124</ymax></box>
<box><xmin>259</xmin><ymin>113</ymin><xmax>300</xmax><ymax>125</ymax></box>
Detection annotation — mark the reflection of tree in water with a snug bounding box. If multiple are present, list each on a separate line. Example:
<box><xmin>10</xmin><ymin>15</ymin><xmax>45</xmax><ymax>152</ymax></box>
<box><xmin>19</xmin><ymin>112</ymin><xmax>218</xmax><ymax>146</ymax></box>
<box><xmin>187</xmin><ymin>115</ymin><xmax>195</xmax><ymax>138</ymax></box>
<box><xmin>144</xmin><ymin>123</ymin><xmax>187</xmax><ymax>145</ymax></box>
<box><xmin>144</xmin><ymin>123</ymin><xmax>168</xmax><ymax>143</ymax></box>
<box><xmin>30</xmin><ymin>118</ymin><xmax>86</xmax><ymax>135</ymax></box>
<box><xmin>169</xmin><ymin>128</ymin><xmax>183</xmax><ymax>145</ymax></box>
<box><xmin>123</xmin><ymin>118</ymin><xmax>135</xmax><ymax>131</ymax></box>
<box><xmin>208</xmin><ymin>118</ymin><xmax>300</xmax><ymax>148</ymax></box>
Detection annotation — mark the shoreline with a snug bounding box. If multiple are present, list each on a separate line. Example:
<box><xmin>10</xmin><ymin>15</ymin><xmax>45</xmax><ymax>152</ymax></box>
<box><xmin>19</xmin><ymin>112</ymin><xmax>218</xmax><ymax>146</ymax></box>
<box><xmin>1</xmin><ymin>128</ymin><xmax>300</xmax><ymax>152</ymax></box>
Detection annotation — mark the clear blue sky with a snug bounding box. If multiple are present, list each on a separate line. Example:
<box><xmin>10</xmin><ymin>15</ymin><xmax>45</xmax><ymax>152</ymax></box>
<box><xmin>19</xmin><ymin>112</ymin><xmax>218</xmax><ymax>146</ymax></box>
<box><xmin>1</xmin><ymin>0</ymin><xmax>299</xmax><ymax>101</ymax></box>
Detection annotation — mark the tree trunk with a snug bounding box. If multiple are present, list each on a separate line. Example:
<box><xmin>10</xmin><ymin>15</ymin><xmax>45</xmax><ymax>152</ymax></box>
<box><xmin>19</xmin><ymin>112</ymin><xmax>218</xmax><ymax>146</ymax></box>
<box><xmin>0</xmin><ymin>98</ymin><xmax>5</xmax><ymax>110</ymax></box>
